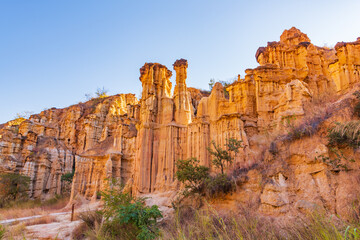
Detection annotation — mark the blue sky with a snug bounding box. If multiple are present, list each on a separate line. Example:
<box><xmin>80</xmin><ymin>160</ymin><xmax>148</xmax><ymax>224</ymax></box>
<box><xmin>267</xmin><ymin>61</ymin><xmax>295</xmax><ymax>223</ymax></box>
<box><xmin>1</xmin><ymin>0</ymin><xmax>360</xmax><ymax>123</ymax></box>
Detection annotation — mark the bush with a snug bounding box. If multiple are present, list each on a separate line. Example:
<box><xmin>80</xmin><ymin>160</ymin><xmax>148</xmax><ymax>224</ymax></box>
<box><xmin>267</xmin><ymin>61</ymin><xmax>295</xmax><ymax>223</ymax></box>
<box><xmin>74</xmin><ymin>184</ymin><xmax>163</xmax><ymax>240</ymax></box>
<box><xmin>176</xmin><ymin>138</ymin><xmax>241</xmax><ymax>200</ymax></box>
<box><xmin>0</xmin><ymin>173</ymin><xmax>30</xmax><ymax>207</ymax></box>
<box><xmin>353</xmin><ymin>91</ymin><xmax>360</xmax><ymax>117</ymax></box>
<box><xmin>85</xmin><ymin>87</ymin><xmax>109</xmax><ymax>101</ymax></box>
<box><xmin>95</xmin><ymin>87</ymin><xmax>109</xmax><ymax>98</ymax></box>
<box><xmin>101</xmin><ymin>186</ymin><xmax>163</xmax><ymax>240</ymax></box>
<box><xmin>61</xmin><ymin>171</ymin><xmax>74</xmax><ymax>183</ymax></box>
<box><xmin>175</xmin><ymin>158</ymin><xmax>209</xmax><ymax>193</ymax></box>
<box><xmin>204</xmin><ymin>174</ymin><xmax>235</xmax><ymax>198</ymax></box>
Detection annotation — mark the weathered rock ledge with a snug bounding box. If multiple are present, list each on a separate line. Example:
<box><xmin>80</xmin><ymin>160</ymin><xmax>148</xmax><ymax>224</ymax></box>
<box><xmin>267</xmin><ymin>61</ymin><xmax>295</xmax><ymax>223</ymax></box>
<box><xmin>1</xmin><ymin>27</ymin><xmax>360</xmax><ymax>218</ymax></box>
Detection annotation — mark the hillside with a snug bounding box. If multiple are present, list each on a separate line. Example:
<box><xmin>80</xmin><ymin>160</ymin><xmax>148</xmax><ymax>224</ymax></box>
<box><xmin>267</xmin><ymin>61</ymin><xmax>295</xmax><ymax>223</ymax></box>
<box><xmin>1</xmin><ymin>27</ymin><xmax>360</xmax><ymax>223</ymax></box>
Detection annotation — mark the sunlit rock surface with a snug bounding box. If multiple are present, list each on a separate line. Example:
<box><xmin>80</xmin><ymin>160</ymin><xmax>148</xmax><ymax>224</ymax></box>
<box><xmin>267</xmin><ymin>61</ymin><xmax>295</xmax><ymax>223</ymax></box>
<box><xmin>1</xmin><ymin>28</ymin><xmax>360</xmax><ymax>219</ymax></box>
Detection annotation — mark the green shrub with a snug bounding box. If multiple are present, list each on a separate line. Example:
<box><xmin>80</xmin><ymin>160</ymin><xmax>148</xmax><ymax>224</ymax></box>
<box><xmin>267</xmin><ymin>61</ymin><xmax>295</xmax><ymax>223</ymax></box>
<box><xmin>175</xmin><ymin>158</ymin><xmax>209</xmax><ymax>193</ymax></box>
<box><xmin>100</xmin><ymin>186</ymin><xmax>163</xmax><ymax>240</ymax></box>
<box><xmin>204</xmin><ymin>174</ymin><xmax>235</xmax><ymax>198</ymax></box>
<box><xmin>0</xmin><ymin>173</ymin><xmax>30</xmax><ymax>207</ymax></box>
<box><xmin>74</xmin><ymin>185</ymin><xmax>163</xmax><ymax>240</ymax></box>
<box><xmin>61</xmin><ymin>171</ymin><xmax>74</xmax><ymax>183</ymax></box>
<box><xmin>176</xmin><ymin>138</ymin><xmax>242</xmax><ymax>200</ymax></box>
<box><xmin>115</xmin><ymin>199</ymin><xmax>163</xmax><ymax>240</ymax></box>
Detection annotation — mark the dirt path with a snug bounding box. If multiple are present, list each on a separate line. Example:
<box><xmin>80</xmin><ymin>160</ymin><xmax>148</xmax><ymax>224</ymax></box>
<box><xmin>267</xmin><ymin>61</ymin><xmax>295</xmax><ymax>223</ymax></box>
<box><xmin>25</xmin><ymin>212</ymin><xmax>82</xmax><ymax>240</ymax></box>
<box><xmin>4</xmin><ymin>201</ymin><xmax>101</xmax><ymax>240</ymax></box>
<box><xmin>0</xmin><ymin>211</ymin><xmax>72</xmax><ymax>225</ymax></box>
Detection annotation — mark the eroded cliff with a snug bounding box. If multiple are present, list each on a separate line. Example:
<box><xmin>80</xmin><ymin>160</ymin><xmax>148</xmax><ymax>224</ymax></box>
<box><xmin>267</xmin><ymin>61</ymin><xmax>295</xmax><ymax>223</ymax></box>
<box><xmin>1</xmin><ymin>27</ymin><xmax>360</xmax><ymax>218</ymax></box>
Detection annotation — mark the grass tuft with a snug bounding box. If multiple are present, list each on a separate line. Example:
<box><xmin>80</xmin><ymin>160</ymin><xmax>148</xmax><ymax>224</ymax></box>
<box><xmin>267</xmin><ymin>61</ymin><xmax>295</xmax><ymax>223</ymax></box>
<box><xmin>328</xmin><ymin>121</ymin><xmax>360</xmax><ymax>147</ymax></box>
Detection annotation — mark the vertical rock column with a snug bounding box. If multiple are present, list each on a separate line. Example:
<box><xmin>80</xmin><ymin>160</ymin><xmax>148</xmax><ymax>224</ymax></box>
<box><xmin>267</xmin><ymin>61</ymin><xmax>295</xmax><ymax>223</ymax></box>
<box><xmin>173</xmin><ymin>59</ymin><xmax>192</xmax><ymax>125</ymax></box>
<box><xmin>133</xmin><ymin>63</ymin><xmax>173</xmax><ymax>193</ymax></box>
<box><xmin>332</xmin><ymin>38</ymin><xmax>360</xmax><ymax>92</ymax></box>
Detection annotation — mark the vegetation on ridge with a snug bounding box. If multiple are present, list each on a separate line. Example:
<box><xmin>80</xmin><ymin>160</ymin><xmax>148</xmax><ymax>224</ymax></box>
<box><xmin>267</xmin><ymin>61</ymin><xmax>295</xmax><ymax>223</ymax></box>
<box><xmin>8</xmin><ymin>111</ymin><xmax>33</xmax><ymax>126</ymax></box>
<box><xmin>85</xmin><ymin>87</ymin><xmax>109</xmax><ymax>100</ymax></box>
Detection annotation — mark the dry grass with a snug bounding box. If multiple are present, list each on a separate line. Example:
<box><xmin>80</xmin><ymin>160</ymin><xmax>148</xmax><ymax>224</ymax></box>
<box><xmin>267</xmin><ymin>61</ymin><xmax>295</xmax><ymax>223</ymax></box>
<box><xmin>23</xmin><ymin>215</ymin><xmax>58</xmax><ymax>226</ymax></box>
<box><xmin>0</xmin><ymin>204</ymin><xmax>45</xmax><ymax>220</ymax></box>
<box><xmin>160</xmin><ymin>205</ymin><xmax>360</xmax><ymax>240</ymax></box>
<box><xmin>6</xmin><ymin>222</ymin><xmax>27</xmax><ymax>239</ymax></box>
<box><xmin>72</xmin><ymin>221</ymin><xmax>89</xmax><ymax>240</ymax></box>
<box><xmin>0</xmin><ymin>196</ymin><xmax>69</xmax><ymax>220</ymax></box>
<box><xmin>328</xmin><ymin>121</ymin><xmax>360</xmax><ymax>147</ymax></box>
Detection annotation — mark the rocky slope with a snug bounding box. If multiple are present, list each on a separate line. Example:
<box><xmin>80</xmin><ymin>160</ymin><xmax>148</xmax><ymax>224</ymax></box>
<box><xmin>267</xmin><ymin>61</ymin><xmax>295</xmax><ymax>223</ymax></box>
<box><xmin>1</xmin><ymin>27</ymin><xmax>360</xmax><ymax>218</ymax></box>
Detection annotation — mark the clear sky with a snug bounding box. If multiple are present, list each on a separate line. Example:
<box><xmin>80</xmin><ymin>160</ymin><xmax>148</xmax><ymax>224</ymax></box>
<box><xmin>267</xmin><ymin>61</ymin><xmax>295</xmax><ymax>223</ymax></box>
<box><xmin>1</xmin><ymin>0</ymin><xmax>360</xmax><ymax>124</ymax></box>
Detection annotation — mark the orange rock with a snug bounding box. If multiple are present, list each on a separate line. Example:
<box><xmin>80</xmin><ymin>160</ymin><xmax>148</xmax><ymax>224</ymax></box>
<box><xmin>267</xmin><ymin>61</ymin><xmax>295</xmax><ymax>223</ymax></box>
<box><xmin>1</xmin><ymin>28</ymin><xmax>360</xmax><ymax>220</ymax></box>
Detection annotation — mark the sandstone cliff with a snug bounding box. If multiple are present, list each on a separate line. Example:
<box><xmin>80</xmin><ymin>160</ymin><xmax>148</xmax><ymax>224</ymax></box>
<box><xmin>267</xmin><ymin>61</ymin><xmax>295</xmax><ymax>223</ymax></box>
<box><xmin>1</xmin><ymin>27</ymin><xmax>360</xmax><ymax>219</ymax></box>
<box><xmin>0</xmin><ymin>94</ymin><xmax>138</xmax><ymax>199</ymax></box>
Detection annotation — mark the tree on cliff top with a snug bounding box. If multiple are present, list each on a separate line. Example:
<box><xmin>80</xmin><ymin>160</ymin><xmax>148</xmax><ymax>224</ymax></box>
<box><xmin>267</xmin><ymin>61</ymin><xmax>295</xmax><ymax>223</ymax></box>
<box><xmin>95</xmin><ymin>87</ymin><xmax>109</xmax><ymax>98</ymax></box>
<box><xmin>9</xmin><ymin>111</ymin><xmax>34</xmax><ymax>126</ymax></box>
<box><xmin>85</xmin><ymin>87</ymin><xmax>109</xmax><ymax>100</ymax></box>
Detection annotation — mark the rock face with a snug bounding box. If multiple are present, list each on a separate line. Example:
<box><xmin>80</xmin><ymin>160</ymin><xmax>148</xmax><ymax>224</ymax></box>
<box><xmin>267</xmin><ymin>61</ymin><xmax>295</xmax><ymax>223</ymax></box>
<box><xmin>0</xmin><ymin>94</ymin><xmax>138</xmax><ymax>199</ymax></box>
<box><xmin>1</xmin><ymin>27</ymin><xmax>360</xmax><ymax>219</ymax></box>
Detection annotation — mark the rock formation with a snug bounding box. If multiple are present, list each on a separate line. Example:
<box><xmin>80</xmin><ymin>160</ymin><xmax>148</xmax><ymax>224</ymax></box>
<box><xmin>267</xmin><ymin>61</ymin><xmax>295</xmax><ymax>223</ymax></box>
<box><xmin>1</xmin><ymin>27</ymin><xmax>360</xmax><ymax>219</ymax></box>
<box><xmin>0</xmin><ymin>94</ymin><xmax>138</xmax><ymax>199</ymax></box>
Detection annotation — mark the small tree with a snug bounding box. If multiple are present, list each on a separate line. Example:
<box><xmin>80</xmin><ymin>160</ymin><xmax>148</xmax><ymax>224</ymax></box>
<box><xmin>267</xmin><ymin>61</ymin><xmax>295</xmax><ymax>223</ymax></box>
<box><xmin>209</xmin><ymin>79</ymin><xmax>215</xmax><ymax>90</ymax></box>
<box><xmin>61</xmin><ymin>171</ymin><xmax>74</xmax><ymax>183</ymax></box>
<box><xmin>9</xmin><ymin>111</ymin><xmax>34</xmax><ymax>126</ymax></box>
<box><xmin>85</xmin><ymin>87</ymin><xmax>109</xmax><ymax>101</ymax></box>
<box><xmin>0</xmin><ymin>173</ymin><xmax>30</xmax><ymax>207</ymax></box>
<box><xmin>175</xmin><ymin>158</ymin><xmax>210</xmax><ymax>193</ymax></box>
<box><xmin>219</xmin><ymin>80</ymin><xmax>232</xmax><ymax>99</ymax></box>
<box><xmin>95</xmin><ymin>87</ymin><xmax>109</xmax><ymax>98</ymax></box>
<box><xmin>207</xmin><ymin>138</ymin><xmax>243</xmax><ymax>174</ymax></box>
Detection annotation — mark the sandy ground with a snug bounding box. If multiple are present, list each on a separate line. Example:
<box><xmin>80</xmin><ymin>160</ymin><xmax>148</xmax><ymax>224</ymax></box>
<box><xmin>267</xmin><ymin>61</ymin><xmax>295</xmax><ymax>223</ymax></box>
<box><xmin>5</xmin><ymin>192</ymin><xmax>173</xmax><ymax>239</ymax></box>
<box><xmin>6</xmin><ymin>201</ymin><xmax>101</xmax><ymax>240</ymax></box>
